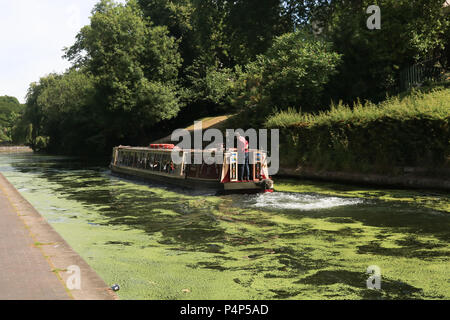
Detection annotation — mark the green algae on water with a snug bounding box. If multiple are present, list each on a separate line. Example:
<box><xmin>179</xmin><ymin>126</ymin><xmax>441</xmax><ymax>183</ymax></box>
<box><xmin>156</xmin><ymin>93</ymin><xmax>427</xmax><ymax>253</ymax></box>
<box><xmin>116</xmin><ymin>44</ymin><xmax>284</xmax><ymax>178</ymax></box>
<box><xmin>274</xmin><ymin>178</ymin><xmax>450</xmax><ymax>213</ymax></box>
<box><xmin>0</xmin><ymin>153</ymin><xmax>449</xmax><ymax>300</ymax></box>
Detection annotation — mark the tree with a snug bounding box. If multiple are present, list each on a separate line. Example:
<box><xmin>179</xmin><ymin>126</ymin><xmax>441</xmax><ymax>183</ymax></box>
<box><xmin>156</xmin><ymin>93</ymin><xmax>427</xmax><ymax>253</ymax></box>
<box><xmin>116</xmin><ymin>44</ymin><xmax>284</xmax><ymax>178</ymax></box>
<box><xmin>322</xmin><ymin>0</ymin><xmax>450</xmax><ymax>102</ymax></box>
<box><xmin>138</xmin><ymin>0</ymin><xmax>196</xmax><ymax>67</ymax></box>
<box><xmin>0</xmin><ymin>96</ymin><xmax>25</xmax><ymax>144</ymax></box>
<box><xmin>34</xmin><ymin>71</ymin><xmax>98</xmax><ymax>154</ymax></box>
<box><xmin>23</xmin><ymin>79</ymin><xmax>51</xmax><ymax>149</ymax></box>
<box><xmin>137</xmin><ymin>0</ymin><xmax>298</xmax><ymax>115</ymax></box>
<box><xmin>232</xmin><ymin>31</ymin><xmax>341</xmax><ymax>127</ymax></box>
<box><xmin>185</xmin><ymin>57</ymin><xmax>236</xmax><ymax>109</ymax></box>
<box><xmin>63</xmin><ymin>0</ymin><xmax>183</xmax><ymax>153</ymax></box>
<box><xmin>225</xmin><ymin>0</ymin><xmax>293</xmax><ymax>66</ymax></box>
<box><xmin>441</xmin><ymin>14</ymin><xmax>450</xmax><ymax>70</ymax></box>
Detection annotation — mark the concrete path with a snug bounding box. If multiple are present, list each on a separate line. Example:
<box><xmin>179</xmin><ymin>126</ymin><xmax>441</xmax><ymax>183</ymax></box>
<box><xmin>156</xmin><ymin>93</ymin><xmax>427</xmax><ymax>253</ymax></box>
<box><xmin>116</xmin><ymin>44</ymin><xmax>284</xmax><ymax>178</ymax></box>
<box><xmin>0</xmin><ymin>173</ymin><xmax>118</xmax><ymax>300</ymax></box>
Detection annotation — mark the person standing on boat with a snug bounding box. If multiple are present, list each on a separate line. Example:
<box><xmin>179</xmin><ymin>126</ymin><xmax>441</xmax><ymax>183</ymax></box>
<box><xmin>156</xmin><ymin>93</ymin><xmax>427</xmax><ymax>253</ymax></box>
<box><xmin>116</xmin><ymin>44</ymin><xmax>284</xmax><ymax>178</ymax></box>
<box><xmin>236</xmin><ymin>132</ymin><xmax>250</xmax><ymax>181</ymax></box>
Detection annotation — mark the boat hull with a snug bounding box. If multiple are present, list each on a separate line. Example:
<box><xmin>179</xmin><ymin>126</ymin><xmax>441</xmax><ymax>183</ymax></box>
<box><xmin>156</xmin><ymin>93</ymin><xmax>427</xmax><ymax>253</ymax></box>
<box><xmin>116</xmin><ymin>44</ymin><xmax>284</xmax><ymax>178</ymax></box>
<box><xmin>110</xmin><ymin>164</ymin><xmax>269</xmax><ymax>194</ymax></box>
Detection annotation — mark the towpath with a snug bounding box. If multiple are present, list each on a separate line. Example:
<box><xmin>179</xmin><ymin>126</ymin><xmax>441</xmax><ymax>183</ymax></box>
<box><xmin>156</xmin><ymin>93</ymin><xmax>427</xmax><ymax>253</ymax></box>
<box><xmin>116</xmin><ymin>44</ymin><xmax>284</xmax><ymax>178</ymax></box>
<box><xmin>0</xmin><ymin>173</ymin><xmax>117</xmax><ymax>300</ymax></box>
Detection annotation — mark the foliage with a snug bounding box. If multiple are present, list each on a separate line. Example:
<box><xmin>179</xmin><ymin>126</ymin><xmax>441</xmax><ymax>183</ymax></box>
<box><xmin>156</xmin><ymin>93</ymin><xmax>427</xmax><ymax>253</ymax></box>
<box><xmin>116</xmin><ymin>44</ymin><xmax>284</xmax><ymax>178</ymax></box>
<box><xmin>32</xmin><ymin>71</ymin><xmax>97</xmax><ymax>153</ymax></box>
<box><xmin>64</xmin><ymin>0</ymin><xmax>182</xmax><ymax>116</ymax></box>
<box><xmin>264</xmin><ymin>108</ymin><xmax>306</xmax><ymax>129</ymax></box>
<box><xmin>22</xmin><ymin>0</ymin><xmax>183</xmax><ymax>155</ymax></box>
<box><xmin>323</xmin><ymin>0</ymin><xmax>450</xmax><ymax>103</ymax></box>
<box><xmin>0</xmin><ymin>96</ymin><xmax>26</xmax><ymax>144</ymax></box>
<box><xmin>15</xmin><ymin>0</ymin><xmax>450</xmax><ymax>156</ymax></box>
<box><xmin>267</xmin><ymin>88</ymin><xmax>450</xmax><ymax>172</ymax></box>
<box><xmin>184</xmin><ymin>57</ymin><xmax>237</xmax><ymax>110</ymax></box>
<box><xmin>224</xmin><ymin>0</ymin><xmax>293</xmax><ymax>66</ymax></box>
<box><xmin>231</xmin><ymin>31</ymin><xmax>341</xmax><ymax>128</ymax></box>
<box><xmin>138</xmin><ymin>0</ymin><xmax>295</xmax><ymax>112</ymax></box>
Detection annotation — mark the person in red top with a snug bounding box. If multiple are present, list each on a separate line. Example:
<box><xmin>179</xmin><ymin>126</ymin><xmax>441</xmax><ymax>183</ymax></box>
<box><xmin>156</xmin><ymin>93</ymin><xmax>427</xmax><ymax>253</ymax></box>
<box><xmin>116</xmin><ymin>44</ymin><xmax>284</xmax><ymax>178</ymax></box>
<box><xmin>236</xmin><ymin>132</ymin><xmax>250</xmax><ymax>181</ymax></box>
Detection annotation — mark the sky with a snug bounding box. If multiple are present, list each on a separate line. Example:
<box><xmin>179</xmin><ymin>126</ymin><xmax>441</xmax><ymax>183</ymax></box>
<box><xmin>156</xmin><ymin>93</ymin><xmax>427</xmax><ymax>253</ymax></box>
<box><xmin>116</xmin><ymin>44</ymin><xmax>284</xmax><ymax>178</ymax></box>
<box><xmin>0</xmin><ymin>0</ymin><xmax>125</xmax><ymax>103</ymax></box>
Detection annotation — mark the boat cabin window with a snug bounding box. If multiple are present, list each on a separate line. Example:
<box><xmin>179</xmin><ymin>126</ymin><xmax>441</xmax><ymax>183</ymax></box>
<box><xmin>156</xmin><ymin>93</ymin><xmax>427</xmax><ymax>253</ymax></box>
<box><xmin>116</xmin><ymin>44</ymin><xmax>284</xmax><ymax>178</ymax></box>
<box><xmin>114</xmin><ymin>147</ymin><xmax>268</xmax><ymax>182</ymax></box>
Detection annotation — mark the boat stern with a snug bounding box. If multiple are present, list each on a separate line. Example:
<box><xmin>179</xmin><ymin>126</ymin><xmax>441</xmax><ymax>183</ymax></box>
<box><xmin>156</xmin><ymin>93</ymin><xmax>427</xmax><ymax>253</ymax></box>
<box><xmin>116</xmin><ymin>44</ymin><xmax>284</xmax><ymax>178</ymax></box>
<box><xmin>223</xmin><ymin>179</ymin><xmax>274</xmax><ymax>194</ymax></box>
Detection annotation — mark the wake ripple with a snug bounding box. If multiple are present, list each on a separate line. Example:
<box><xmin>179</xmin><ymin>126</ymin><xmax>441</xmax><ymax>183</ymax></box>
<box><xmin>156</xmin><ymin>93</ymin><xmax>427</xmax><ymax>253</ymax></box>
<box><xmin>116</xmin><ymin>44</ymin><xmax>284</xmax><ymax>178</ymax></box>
<box><xmin>250</xmin><ymin>192</ymin><xmax>364</xmax><ymax>211</ymax></box>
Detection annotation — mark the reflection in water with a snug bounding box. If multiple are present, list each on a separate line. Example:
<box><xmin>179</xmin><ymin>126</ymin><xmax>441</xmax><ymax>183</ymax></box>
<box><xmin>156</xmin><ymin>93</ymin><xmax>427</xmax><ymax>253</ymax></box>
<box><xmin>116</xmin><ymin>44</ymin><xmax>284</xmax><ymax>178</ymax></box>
<box><xmin>0</xmin><ymin>153</ymin><xmax>449</xmax><ymax>300</ymax></box>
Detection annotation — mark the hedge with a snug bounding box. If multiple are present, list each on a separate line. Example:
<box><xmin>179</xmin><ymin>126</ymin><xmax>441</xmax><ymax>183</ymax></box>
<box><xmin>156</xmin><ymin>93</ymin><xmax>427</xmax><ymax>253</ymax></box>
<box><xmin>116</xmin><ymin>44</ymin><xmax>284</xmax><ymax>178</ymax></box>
<box><xmin>266</xmin><ymin>88</ymin><xmax>450</xmax><ymax>173</ymax></box>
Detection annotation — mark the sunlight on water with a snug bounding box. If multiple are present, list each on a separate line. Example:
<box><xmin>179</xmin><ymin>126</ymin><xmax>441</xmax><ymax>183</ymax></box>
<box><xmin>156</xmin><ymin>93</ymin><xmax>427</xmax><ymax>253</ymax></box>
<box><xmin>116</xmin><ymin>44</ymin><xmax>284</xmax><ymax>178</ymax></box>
<box><xmin>250</xmin><ymin>192</ymin><xmax>364</xmax><ymax>211</ymax></box>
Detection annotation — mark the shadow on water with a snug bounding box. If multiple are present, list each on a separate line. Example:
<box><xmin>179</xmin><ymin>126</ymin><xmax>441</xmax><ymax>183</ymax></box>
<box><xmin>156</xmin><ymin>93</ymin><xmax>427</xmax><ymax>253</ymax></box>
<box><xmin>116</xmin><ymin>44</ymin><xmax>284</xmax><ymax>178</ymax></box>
<box><xmin>237</xmin><ymin>192</ymin><xmax>450</xmax><ymax>243</ymax></box>
<box><xmin>7</xmin><ymin>154</ymin><xmax>450</xmax><ymax>239</ymax></box>
<box><xmin>357</xmin><ymin>237</ymin><xmax>448</xmax><ymax>259</ymax></box>
<box><xmin>2</xmin><ymin>153</ymin><xmax>449</xmax><ymax>299</ymax></box>
<box><xmin>7</xmin><ymin>154</ymin><xmax>229</xmax><ymax>253</ymax></box>
<box><xmin>295</xmin><ymin>270</ymin><xmax>425</xmax><ymax>300</ymax></box>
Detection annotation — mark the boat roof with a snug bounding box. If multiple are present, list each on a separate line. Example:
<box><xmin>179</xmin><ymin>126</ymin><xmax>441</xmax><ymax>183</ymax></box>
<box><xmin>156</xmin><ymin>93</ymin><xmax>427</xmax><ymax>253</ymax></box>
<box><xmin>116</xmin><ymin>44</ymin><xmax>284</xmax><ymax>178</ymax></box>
<box><xmin>115</xmin><ymin>146</ymin><xmax>264</xmax><ymax>153</ymax></box>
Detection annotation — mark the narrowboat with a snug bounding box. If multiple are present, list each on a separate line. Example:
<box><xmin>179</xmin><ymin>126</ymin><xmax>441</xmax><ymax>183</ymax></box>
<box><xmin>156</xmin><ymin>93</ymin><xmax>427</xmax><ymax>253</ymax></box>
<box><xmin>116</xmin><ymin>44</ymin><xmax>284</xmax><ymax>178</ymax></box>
<box><xmin>110</xmin><ymin>144</ymin><xmax>274</xmax><ymax>194</ymax></box>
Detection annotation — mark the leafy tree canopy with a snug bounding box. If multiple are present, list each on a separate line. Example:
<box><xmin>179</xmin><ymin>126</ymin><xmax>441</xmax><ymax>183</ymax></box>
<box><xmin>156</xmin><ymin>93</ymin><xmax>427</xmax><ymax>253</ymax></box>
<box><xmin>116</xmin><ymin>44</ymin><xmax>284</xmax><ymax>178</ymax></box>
<box><xmin>322</xmin><ymin>0</ymin><xmax>450</xmax><ymax>102</ymax></box>
<box><xmin>17</xmin><ymin>0</ymin><xmax>450</xmax><ymax>154</ymax></box>
<box><xmin>231</xmin><ymin>31</ymin><xmax>342</xmax><ymax>127</ymax></box>
<box><xmin>0</xmin><ymin>95</ymin><xmax>25</xmax><ymax>144</ymax></box>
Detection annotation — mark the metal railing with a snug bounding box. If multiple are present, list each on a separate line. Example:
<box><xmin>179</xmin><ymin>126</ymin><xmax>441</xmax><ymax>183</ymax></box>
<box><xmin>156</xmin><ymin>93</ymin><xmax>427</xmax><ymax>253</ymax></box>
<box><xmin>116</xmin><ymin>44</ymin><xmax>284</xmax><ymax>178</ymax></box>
<box><xmin>399</xmin><ymin>58</ymin><xmax>445</xmax><ymax>91</ymax></box>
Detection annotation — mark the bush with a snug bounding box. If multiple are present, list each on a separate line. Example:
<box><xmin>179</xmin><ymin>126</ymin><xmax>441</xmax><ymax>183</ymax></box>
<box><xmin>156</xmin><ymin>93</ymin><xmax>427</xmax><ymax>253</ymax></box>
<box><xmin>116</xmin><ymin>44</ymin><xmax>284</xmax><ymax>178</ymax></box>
<box><xmin>266</xmin><ymin>88</ymin><xmax>450</xmax><ymax>172</ymax></box>
<box><xmin>231</xmin><ymin>31</ymin><xmax>341</xmax><ymax>128</ymax></box>
<box><xmin>35</xmin><ymin>136</ymin><xmax>49</xmax><ymax>152</ymax></box>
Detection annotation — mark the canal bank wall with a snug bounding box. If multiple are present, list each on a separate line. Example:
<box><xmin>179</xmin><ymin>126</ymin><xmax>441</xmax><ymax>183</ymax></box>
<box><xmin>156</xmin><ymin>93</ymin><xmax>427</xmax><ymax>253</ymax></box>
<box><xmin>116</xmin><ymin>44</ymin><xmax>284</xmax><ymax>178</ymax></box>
<box><xmin>0</xmin><ymin>146</ymin><xmax>33</xmax><ymax>153</ymax></box>
<box><xmin>0</xmin><ymin>173</ymin><xmax>118</xmax><ymax>300</ymax></box>
<box><xmin>278</xmin><ymin>167</ymin><xmax>450</xmax><ymax>191</ymax></box>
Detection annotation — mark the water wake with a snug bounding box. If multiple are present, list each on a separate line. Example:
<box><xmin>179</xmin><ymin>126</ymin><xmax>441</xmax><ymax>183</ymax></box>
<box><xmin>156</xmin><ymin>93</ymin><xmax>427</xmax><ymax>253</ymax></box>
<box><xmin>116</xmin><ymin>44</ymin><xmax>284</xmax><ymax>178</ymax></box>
<box><xmin>250</xmin><ymin>192</ymin><xmax>364</xmax><ymax>211</ymax></box>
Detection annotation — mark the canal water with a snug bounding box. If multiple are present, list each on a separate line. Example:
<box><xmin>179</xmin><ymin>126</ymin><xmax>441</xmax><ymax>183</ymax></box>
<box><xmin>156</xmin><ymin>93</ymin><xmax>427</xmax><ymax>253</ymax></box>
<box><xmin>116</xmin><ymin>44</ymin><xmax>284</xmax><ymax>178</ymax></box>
<box><xmin>0</xmin><ymin>153</ymin><xmax>448</xmax><ymax>300</ymax></box>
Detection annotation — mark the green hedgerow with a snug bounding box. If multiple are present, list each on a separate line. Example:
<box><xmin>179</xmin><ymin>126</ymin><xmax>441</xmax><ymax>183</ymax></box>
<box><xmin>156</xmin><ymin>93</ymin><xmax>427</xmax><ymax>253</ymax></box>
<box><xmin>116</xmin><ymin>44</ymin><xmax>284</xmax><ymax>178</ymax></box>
<box><xmin>266</xmin><ymin>88</ymin><xmax>450</xmax><ymax>172</ymax></box>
